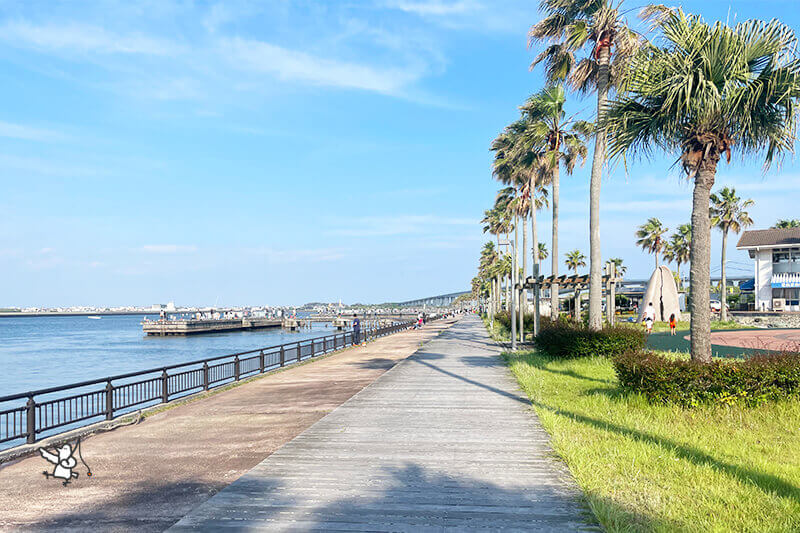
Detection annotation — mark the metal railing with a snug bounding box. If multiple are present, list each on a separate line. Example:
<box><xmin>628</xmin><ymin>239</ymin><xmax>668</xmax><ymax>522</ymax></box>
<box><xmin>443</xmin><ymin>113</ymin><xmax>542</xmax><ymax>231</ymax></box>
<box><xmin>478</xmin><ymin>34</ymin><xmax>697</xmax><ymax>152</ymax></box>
<box><xmin>0</xmin><ymin>320</ymin><xmax>416</xmax><ymax>447</ymax></box>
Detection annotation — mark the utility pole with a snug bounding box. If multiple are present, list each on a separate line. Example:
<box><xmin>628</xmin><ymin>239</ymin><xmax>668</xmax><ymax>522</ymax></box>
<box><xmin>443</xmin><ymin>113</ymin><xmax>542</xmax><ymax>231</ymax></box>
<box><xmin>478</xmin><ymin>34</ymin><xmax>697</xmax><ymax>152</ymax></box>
<box><xmin>500</xmin><ymin>239</ymin><xmax>517</xmax><ymax>351</ymax></box>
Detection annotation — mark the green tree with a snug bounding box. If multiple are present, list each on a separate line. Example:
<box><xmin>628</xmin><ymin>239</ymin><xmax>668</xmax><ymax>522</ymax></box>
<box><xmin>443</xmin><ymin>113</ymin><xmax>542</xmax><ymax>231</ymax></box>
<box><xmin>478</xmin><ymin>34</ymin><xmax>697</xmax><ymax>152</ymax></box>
<box><xmin>711</xmin><ymin>187</ymin><xmax>754</xmax><ymax>321</ymax></box>
<box><xmin>519</xmin><ymin>85</ymin><xmax>590</xmax><ymax>319</ymax></box>
<box><xmin>606</xmin><ymin>257</ymin><xmax>627</xmax><ymax>276</ymax></box>
<box><xmin>565</xmin><ymin>249</ymin><xmax>587</xmax><ymax>318</ymax></box>
<box><xmin>529</xmin><ymin>0</ymin><xmax>646</xmax><ymax>330</ymax></box>
<box><xmin>774</xmin><ymin>219</ymin><xmax>800</xmax><ymax>228</ymax></box>
<box><xmin>604</xmin><ymin>10</ymin><xmax>800</xmax><ymax>362</ymax></box>
<box><xmin>662</xmin><ymin>223</ymin><xmax>691</xmax><ymax>290</ymax></box>
<box><xmin>537</xmin><ymin>242</ymin><xmax>549</xmax><ymax>261</ymax></box>
<box><xmin>635</xmin><ymin>218</ymin><xmax>668</xmax><ymax>269</ymax></box>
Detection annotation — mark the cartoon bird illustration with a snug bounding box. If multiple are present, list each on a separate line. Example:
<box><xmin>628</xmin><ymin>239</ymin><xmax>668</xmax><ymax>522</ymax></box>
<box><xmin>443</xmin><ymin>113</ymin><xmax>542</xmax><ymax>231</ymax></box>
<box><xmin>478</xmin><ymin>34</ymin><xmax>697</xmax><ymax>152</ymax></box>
<box><xmin>39</xmin><ymin>444</ymin><xmax>79</xmax><ymax>486</ymax></box>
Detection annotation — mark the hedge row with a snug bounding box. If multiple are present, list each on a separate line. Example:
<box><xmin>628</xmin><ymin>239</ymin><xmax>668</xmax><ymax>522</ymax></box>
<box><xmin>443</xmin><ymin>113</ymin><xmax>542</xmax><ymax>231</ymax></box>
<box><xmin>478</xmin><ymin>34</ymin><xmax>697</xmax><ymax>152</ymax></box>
<box><xmin>613</xmin><ymin>350</ymin><xmax>800</xmax><ymax>406</ymax></box>
<box><xmin>493</xmin><ymin>311</ymin><xmax>537</xmax><ymax>333</ymax></box>
<box><xmin>533</xmin><ymin>318</ymin><xmax>646</xmax><ymax>359</ymax></box>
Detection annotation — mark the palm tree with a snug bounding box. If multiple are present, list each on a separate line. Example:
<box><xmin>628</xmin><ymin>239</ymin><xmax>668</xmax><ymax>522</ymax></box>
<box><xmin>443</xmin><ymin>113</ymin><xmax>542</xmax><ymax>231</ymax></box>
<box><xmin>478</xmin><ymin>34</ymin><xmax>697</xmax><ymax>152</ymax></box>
<box><xmin>711</xmin><ymin>187</ymin><xmax>754</xmax><ymax>321</ymax></box>
<box><xmin>478</xmin><ymin>242</ymin><xmax>499</xmax><ymax>314</ymax></box>
<box><xmin>604</xmin><ymin>9</ymin><xmax>800</xmax><ymax>362</ymax></box>
<box><xmin>519</xmin><ymin>85</ymin><xmax>590</xmax><ymax>319</ymax></box>
<box><xmin>635</xmin><ymin>218</ymin><xmax>668</xmax><ymax>269</ymax></box>
<box><xmin>565</xmin><ymin>249</ymin><xmax>587</xmax><ymax>318</ymax></box>
<box><xmin>529</xmin><ymin>0</ymin><xmax>648</xmax><ymax>330</ymax></box>
<box><xmin>537</xmin><ymin>242</ymin><xmax>549</xmax><ymax>261</ymax></box>
<box><xmin>606</xmin><ymin>257</ymin><xmax>627</xmax><ymax>276</ymax></box>
<box><xmin>481</xmin><ymin>206</ymin><xmax>507</xmax><ymax>313</ymax></box>
<box><xmin>665</xmin><ymin>224</ymin><xmax>692</xmax><ymax>290</ymax></box>
<box><xmin>774</xmin><ymin>219</ymin><xmax>800</xmax><ymax>228</ymax></box>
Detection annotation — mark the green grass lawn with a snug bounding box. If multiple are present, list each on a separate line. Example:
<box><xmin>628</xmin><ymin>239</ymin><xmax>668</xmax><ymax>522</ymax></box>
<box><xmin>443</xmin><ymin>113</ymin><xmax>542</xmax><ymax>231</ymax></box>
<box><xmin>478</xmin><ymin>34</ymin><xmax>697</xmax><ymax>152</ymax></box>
<box><xmin>505</xmin><ymin>351</ymin><xmax>800</xmax><ymax>532</ymax></box>
<box><xmin>649</xmin><ymin>319</ymin><xmax>749</xmax><ymax>334</ymax></box>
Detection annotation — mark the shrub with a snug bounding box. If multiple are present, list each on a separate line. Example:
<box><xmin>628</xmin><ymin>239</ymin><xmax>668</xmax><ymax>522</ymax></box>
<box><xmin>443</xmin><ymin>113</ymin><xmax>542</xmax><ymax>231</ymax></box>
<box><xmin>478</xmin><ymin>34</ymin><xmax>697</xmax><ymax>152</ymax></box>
<box><xmin>533</xmin><ymin>318</ymin><xmax>645</xmax><ymax>358</ymax></box>
<box><xmin>493</xmin><ymin>311</ymin><xmax>538</xmax><ymax>333</ymax></box>
<box><xmin>613</xmin><ymin>351</ymin><xmax>800</xmax><ymax>406</ymax></box>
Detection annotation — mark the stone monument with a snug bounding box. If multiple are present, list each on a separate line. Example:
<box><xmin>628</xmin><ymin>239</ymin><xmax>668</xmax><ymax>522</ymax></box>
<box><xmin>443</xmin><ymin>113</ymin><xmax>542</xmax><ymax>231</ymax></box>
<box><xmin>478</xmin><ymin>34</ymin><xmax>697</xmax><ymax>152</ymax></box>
<box><xmin>638</xmin><ymin>266</ymin><xmax>681</xmax><ymax>322</ymax></box>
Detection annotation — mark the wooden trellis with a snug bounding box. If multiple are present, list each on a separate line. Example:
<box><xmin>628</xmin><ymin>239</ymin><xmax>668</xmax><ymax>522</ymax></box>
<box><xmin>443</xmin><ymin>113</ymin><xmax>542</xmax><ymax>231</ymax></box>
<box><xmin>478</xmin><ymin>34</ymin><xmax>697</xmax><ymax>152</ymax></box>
<box><xmin>521</xmin><ymin>263</ymin><xmax>624</xmax><ymax>324</ymax></box>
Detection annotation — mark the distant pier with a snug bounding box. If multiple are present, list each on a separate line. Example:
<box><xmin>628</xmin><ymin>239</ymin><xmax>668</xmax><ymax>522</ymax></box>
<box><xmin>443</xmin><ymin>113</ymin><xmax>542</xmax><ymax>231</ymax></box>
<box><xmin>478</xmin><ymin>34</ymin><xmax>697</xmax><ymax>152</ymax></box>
<box><xmin>142</xmin><ymin>317</ymin><xmax>282</xmax><ymax>336</ymax></box>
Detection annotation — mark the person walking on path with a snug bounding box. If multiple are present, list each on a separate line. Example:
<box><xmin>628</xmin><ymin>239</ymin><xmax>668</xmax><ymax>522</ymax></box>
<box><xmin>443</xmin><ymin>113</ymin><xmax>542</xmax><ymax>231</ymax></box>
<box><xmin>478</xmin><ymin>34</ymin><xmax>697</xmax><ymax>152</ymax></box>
<box><xmin>352</xmin><ymin>314</ymin><xmax>361</xmax><ymax>346</ymax></box>
<box><xmin>643</xmin><ymin>302</ymin><xmax>656</xmax><ymax>335</ymax></box>
<box><xmin>669</xmin><ymin>313</ymin><xmax>677</xmax><ymax>336</ymax></box>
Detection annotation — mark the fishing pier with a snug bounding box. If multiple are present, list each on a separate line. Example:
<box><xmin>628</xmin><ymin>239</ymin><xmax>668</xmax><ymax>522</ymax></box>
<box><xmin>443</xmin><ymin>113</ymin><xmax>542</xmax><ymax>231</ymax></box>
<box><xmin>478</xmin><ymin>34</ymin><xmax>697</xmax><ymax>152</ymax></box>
<box><xmin>142</xmin><ymin>317</ymin><xmax>282</xmax><ymax>336</ymax></box>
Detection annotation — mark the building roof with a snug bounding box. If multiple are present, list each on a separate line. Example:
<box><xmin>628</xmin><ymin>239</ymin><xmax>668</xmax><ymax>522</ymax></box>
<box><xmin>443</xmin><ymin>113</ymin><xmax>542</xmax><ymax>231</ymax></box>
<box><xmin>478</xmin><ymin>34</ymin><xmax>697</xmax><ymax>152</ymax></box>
<box><xmin>737</xmin><ymin>228</ymin><xmax>800</xmax><ymax>249</ymax></box>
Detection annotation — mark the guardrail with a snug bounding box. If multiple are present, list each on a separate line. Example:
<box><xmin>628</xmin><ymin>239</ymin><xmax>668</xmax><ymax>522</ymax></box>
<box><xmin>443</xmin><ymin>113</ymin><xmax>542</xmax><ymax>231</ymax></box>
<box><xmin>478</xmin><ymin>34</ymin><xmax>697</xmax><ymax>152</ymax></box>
<box><xmin>0</xmin><ymin>320</ymin><xmax>417</xmax><ymax>447</ymax></box>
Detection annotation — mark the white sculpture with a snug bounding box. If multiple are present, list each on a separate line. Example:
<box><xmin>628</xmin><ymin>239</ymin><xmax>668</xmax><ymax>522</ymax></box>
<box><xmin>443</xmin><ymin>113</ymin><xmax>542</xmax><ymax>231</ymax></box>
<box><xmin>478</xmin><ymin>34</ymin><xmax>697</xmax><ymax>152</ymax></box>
<box><xmin>638</xmin><ymin>266</ymin><xmax>681</xmax><ymax>323</ymax></box>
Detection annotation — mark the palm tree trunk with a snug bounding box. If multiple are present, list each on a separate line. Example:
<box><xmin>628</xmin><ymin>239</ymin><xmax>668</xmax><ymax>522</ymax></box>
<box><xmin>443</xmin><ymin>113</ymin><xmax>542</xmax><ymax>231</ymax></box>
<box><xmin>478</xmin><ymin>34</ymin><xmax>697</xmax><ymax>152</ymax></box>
<box><xmin>551</xmin><ymin>165</ymin><xmax>560</xmax><ymax>320</ymax></box>
<box><xmin>588</xmin><ymin>45</ymin><xmax>610</xmax><ymax>331</ymax></box>
<box><xmin>677</xmin><ymin>261</ymin><xmax>682</xmax><ymax>291</ymax></box>
<box><xmin>690</xmin><ymin>164</ymin><xmax>716</xmax><ymax>363</ymax></box>
<box><xmin>530</xmin><ymin>183</ymin><xmax>540</xmax><ymax>336</ymax></box>
<box><xmin>720</xmin><ymin>229</ymin><xmax>728</xmax><ymax>322</ymax></box>
<box><xmin>655</xmin><ymin>250</ymin><xmax>659</xmax><ymax>270</ymax></box>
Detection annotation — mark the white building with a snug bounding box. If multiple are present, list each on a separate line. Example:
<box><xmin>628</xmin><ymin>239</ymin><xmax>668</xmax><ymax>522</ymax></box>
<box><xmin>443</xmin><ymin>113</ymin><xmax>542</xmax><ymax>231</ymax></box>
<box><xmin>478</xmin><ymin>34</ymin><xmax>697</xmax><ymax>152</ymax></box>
<box><xmin>737</xmin><ymin>228</ymin><xmax>800</xmax><ymax>312</ymax></box>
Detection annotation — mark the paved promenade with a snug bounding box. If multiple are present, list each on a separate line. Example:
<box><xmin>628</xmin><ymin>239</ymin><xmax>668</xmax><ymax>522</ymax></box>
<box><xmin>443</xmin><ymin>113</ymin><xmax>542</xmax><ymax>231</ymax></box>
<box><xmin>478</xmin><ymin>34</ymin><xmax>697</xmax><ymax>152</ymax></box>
<box><xmin>0</xmin><ymin>319</ymin><xmax>454</xmax><ymax>532</ymax></box>
<box><xmin>170</xmin><ymin>316</ymin><xmax>596</xmax><ymax>531</ymax></box>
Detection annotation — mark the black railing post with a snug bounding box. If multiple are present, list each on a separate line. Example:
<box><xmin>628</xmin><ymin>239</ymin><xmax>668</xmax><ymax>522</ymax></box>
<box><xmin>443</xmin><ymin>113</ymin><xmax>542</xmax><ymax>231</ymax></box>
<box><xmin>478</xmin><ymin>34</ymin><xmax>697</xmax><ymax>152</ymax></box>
<box><xmin>26</xmin><ymin>396</ymin><xmax>36</xmax><ymax>444</ymax></box>
<box><xmin>234</xmin><ymin>355</ymin><xmax>240</xmax><ymax>381</ymax></box>
<box><xmin>202</xmin><ymin>362</ymin><xmax>209</xmax><ymax>391</ymax></box>
<box><xmin>105</xmin><ymin>381</ymin><xmax>114</xmax><ymax>420</ymax></box>
<box><xmin>280</xmin><ymin>345</ymin><xmax>285</xmax><ymax>367</ymax></box>
<box><xmin>297</xmin><ymin>342</ymin><xmax>301</xmax><ymax>362</ymax></box>
<box><xmin>161</xmin><ymin>370</ymin><xmax>169</xmax><ymax>403</ymax></box>
<box><xmin>259</xmin><ymin>351</ymin><xmax>265</xmax><ymax>373</ymax></box>
<box><xmin>310</xmin><ymin>339</ymin><xmax>315</xmax><ymax>358</ymax></box>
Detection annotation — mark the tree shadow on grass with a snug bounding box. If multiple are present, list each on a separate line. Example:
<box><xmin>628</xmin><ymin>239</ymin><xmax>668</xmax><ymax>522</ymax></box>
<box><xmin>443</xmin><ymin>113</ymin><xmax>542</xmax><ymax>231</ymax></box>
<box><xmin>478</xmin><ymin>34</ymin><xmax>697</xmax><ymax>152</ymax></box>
<box><xmin>529</xmin><ymin>398</ymin><xmax>800</xmax><ymax>505</ymax></box>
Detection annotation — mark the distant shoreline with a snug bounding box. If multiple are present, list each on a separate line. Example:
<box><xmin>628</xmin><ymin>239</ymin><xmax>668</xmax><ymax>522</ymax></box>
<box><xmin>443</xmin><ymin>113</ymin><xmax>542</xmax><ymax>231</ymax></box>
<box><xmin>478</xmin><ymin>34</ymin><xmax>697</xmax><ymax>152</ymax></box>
<box><xmin>0</xmin><ymin>311</ymin><xmax>162</xmax><ymax>318</ymax></box>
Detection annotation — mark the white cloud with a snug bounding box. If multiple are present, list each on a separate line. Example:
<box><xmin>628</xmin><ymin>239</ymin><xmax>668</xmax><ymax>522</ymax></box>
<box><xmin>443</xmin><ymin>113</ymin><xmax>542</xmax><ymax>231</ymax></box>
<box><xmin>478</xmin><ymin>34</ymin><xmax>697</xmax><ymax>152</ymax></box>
<box><xmin>0</xmin><ymin>120</ymin><xmax>65</xmax><ymax>142</ymax></box>
<box><xmin>328</xmin><ymin>215</ymin><xmax>476</xmax><ymax>237</ymax></box>
<box><xmin>0</xmin><ymin>21</ymin><xmax>182</xmax><ymax>56</ymax></box>
<box><xmin>221</xmin><ymin>37</ymin><xmax>423</xmax><ymax>94</ymax></box>
<box><xmin>247</xmin><ymin>247</ymin><xmax>347</xmax><ymax>263</ymax></box>
<box><xmin>141</xmin><ymin>245</ymin><xmax>198</xmax><ymax>253</ymax></box>
<box><xmin>387</xmin><ymin>0</ymin><xmax>481</xmax><ymax>16</ymax></box>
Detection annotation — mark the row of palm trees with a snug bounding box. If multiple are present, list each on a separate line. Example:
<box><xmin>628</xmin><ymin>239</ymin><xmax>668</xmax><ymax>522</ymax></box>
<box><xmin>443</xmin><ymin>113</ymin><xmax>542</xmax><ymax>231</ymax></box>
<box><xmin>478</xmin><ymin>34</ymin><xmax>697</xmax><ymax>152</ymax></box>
<box><xmin>636</xmin><ymin>187</ymin><xmax>754</xmax><ymax>321</ymax></box>
<box><xmin>475</xmin><ymin>2</ymin><xmax>800</xmax><ymax>363</ymax></box>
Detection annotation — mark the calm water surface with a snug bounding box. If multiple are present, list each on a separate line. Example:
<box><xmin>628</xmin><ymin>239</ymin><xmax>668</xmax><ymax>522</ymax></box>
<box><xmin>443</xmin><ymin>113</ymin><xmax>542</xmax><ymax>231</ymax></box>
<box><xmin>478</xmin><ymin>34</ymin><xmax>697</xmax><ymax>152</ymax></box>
<box><xmin>0</xmin><ymin>314</ymin><xmax>342</xmax><ymax>396</ymax></box>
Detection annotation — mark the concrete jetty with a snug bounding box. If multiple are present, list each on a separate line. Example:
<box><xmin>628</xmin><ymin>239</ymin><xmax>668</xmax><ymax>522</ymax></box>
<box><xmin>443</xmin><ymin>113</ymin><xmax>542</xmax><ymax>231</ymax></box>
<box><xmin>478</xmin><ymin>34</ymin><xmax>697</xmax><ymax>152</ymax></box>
<box><xmin>142</xmin><ymin>317</ymin><xmax>282</xmax><ymax>336</ymax></box>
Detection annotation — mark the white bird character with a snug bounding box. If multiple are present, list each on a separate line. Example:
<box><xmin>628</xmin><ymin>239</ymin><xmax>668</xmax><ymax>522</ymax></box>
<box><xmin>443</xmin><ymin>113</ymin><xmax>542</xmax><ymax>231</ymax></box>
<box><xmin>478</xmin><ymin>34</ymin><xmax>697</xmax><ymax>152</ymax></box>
<box><xmin>39</xmin><ymin>443</ymin><xmax>79</xmax><ymax>486</ymax></box>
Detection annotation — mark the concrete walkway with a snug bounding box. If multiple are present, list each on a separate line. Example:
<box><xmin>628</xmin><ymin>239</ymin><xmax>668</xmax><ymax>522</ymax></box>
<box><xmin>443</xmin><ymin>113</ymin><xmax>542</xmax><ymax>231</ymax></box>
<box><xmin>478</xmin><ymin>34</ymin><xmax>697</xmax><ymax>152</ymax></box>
<box><xmin>169</xmin><ymin>316</ymin><xmax>597</xmax><ymax>531</ymax></box>
<box><xmin>0</xmin><ymin>319</ymin><xmax>455</xmax><ymax>532</ymax></box>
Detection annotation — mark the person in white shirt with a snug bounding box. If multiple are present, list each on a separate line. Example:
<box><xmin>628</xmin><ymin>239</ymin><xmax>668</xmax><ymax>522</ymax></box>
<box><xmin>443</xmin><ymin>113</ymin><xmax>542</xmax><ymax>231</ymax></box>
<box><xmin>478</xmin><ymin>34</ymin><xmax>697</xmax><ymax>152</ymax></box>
<box><xmin>643</xmin><ymin>302</ymin><xmax>656</xmax><ymax>334</ymax></box>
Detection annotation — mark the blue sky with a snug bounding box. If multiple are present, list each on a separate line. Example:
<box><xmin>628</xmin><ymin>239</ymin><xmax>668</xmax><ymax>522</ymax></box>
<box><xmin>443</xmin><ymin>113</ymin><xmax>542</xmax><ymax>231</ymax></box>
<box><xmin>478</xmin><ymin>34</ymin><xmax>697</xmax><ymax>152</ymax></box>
<box><xmin>1</xmin><ymin>0</ymin><xmax>798</xmax><ymax>307</ymax></box>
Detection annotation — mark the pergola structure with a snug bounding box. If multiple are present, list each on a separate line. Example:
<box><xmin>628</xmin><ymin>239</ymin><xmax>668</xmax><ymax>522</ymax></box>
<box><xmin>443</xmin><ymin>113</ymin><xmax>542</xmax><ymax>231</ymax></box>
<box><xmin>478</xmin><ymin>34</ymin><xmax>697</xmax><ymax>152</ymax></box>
<box><xmin>522</xmin><ymin>264</ymin><xmax>624</xmax><ymax>324</ymax></box>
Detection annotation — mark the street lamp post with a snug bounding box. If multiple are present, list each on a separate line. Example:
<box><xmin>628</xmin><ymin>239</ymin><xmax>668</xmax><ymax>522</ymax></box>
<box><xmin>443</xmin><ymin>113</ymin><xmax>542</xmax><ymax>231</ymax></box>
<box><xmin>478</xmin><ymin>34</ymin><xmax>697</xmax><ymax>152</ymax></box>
<box><xmin>499</xmin><ymin>240</ymin><xmax>517</xmax><ymax>351</ymax></box>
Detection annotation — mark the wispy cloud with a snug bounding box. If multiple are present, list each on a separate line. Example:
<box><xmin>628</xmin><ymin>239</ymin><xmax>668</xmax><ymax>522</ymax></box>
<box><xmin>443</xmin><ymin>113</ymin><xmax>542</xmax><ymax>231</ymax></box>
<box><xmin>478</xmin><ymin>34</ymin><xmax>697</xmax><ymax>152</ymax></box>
<box><xmin>221</xmin><ymin>37</ymin><xmax>424</xmax><ymax>94</ymax></box>
<box><xmin>141</xmin><ymin>245</ymin><xmax>198</xmax><ymax>253</ymax></box>
<box><xmin>247</xmin><ymin>247</ymin><xmax>347</xmax><ymax>263</ymax></box>
<box><xmin>0</xmin><ymin>120</ymin><xmax>66</xmax><ymax>142</ymax></box>
<box><xmin>0</xmin><ymin>21</ymin><xmax>182</xmax><ymax>56</ymax></box>
<box><xmin>387</xmin><ymin>0</ymin><xmax>481</xmax><ymax>16</ymax></box>
<box><xmin>328</xmin><ymin>215</ymin><xmax>476</xmax><ymax>237</ymax></box>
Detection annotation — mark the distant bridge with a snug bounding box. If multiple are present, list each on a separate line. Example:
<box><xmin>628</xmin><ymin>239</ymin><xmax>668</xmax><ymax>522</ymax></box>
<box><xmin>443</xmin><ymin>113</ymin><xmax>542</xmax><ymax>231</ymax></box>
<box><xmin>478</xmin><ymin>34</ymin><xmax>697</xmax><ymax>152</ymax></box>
<box><xmin>397</xmin><ymin>291</ymin><xmax>471</xmax><ymax>308</ymax></box>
